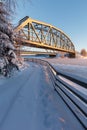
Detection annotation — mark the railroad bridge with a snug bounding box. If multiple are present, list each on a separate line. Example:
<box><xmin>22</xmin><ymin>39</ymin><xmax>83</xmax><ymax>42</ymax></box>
<box><xmin>14</xmin><ymin>16</ymin><xmax>75</xmax><ymax>57</ymax></box>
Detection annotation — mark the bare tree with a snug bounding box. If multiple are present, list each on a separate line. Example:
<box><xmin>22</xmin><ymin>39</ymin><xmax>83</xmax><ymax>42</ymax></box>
<box><xmin>80</xmin><ymin>49</ymin><xmax>87</xmax><ymax>57</ymax></box>
<box><xmin>4</xmin><ymin>0</ymin><xmax>31</xmax><ymax>13</ymax></box>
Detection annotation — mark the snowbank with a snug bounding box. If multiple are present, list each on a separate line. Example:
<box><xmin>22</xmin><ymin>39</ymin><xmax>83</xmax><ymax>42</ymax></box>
<box><xmin>44</xmin><ymin>57</ymin><xmax>87</xmax><ymax>79</ymax></box>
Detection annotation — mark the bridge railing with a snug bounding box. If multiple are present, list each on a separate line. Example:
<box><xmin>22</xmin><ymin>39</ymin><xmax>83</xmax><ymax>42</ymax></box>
<box><xmin>25</xmin><ymin>58</ymin><xmax>87</xmax><ymax>129</ymax></box>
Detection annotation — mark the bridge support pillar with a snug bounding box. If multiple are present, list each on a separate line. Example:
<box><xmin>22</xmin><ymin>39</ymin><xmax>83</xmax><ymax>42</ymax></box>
<box><xmin>49</xmin><ymin>54</ymin><xmax>56</xmax><ymax>57</ymax></box>
<box><xmin>69</xmin><ymin>53</ymin><xmax>76</xmax><ymax>58</ymax></box>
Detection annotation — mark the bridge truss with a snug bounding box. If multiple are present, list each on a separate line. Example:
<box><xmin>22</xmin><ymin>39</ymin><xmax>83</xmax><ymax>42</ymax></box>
<box><xmin>14</xmin><ymin>16</ymin><xmax>75</xmax><ymax>57</ymax></box>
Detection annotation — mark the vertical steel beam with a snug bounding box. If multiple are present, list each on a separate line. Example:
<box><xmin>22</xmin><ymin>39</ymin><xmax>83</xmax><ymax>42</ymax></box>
<box><xmin>28</xmin><ymin>23</ymin><xmax>30</xmax><ymax>40</ymax></box>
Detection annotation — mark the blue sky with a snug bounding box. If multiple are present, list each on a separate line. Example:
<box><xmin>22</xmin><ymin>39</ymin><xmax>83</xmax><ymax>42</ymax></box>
<box><xmin>13</xmin><ymin>0</ymin><xmax>87</xmax><ymax>52</ymax></box>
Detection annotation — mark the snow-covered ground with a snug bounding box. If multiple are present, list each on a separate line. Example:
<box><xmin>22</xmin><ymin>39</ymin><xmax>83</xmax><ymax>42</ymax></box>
<box><xmin>45</xmin><ymin>57</ymin><xmax>87</xmax><ymax>80</ymax></box>
<box><xmin>0</xmin><ymin>62</ymin><xmax>83</xmax><ymax>130</ymax></box>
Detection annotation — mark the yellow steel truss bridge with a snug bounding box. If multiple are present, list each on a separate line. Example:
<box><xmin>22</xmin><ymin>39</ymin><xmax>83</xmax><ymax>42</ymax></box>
<box><xmin>14</xmin><ymin>16</ymin><xmax>75</xmax><ymax>57</ymax></box>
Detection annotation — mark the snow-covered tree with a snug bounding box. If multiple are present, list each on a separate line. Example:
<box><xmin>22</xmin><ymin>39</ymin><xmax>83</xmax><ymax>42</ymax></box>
<box><xmin>0</xmin><ymin>0</ymin><xmax>18</xmax><ymax>76</ymax></box>
<box><xmin>0</xmin><ymin>0</ymin><xmax>15</xmax><ymax>51</ymax></box>
<box><xmin>0</xmin><ymin>0</ymin><xmax>31</xmax><ymax>53</ymax></box>
<box><xmin>0</xmin><ymin>0</ymin><xmax>30</xmax><ymax>76</ymax></box>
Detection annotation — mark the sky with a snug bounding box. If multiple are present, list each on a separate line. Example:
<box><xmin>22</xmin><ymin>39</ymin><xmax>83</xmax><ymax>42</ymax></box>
<box><xmin>13</xmin><ymin>0</ymin><xmax>87</xmax><ymax>52</ymax></box>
